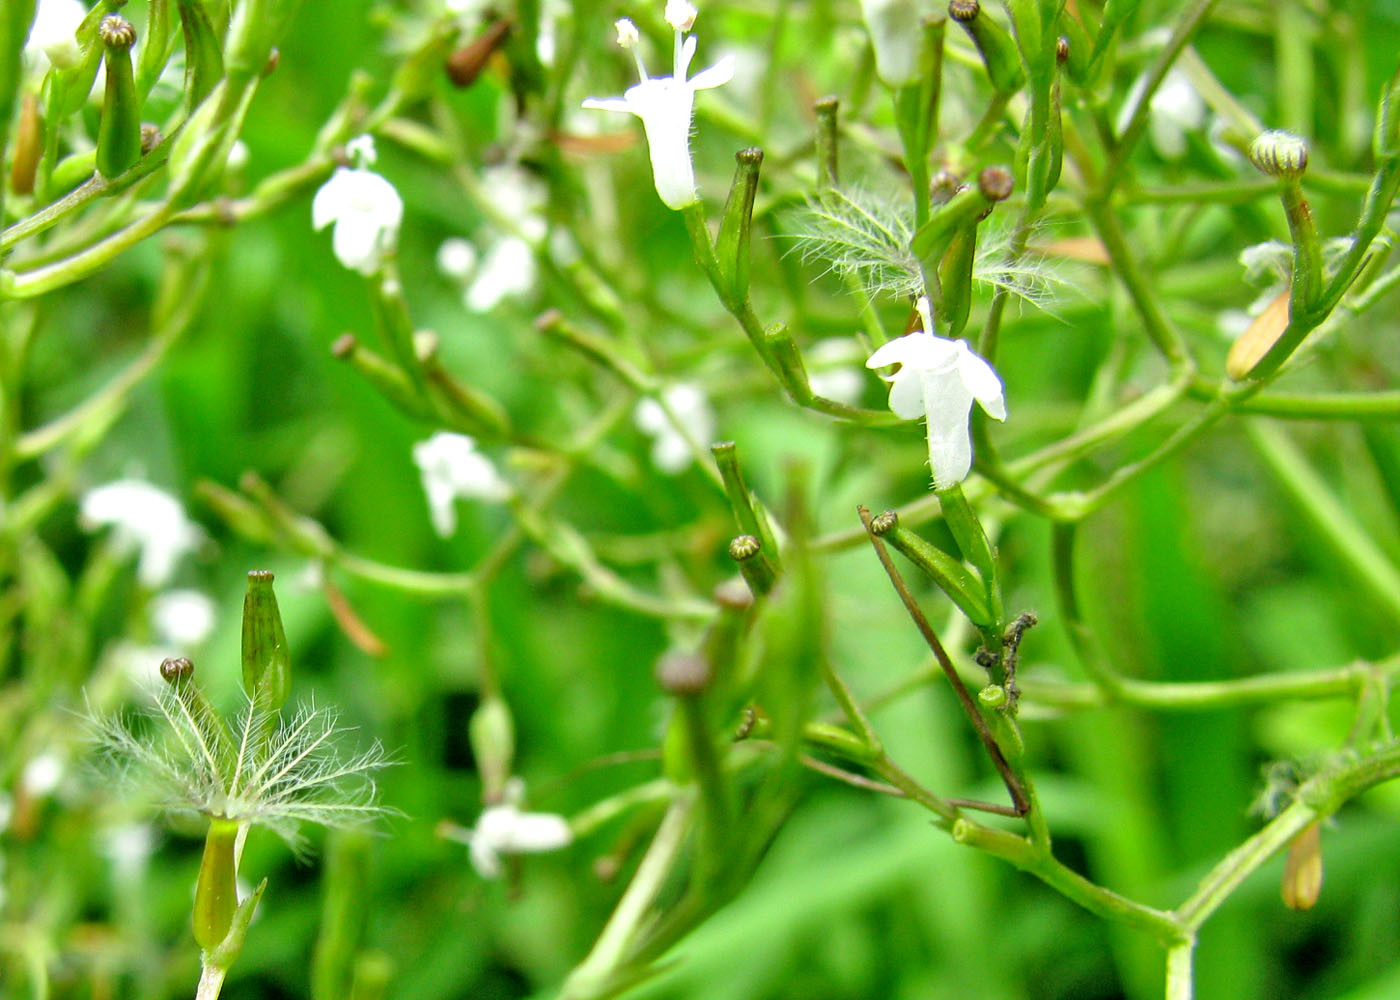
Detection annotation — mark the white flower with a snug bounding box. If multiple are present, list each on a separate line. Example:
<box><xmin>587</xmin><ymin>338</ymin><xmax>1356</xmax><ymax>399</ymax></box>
<box><xmin>807</xmin><ymin>337</ymin><xmax>866</xmax><ymax>405</ymax></box>
<box><xmin>150</xmin><ymin>589</ymin><xmax>217</xmax><ymax>647</ymax></box>
<box><xmin>452</xmin><ymin>779</ymin><xmax>573</xmax><ymax>880</ymax></box>
<box><xmin>866</xmin><ymin>299</ymin><xmax>1006</xmax><ymax>489</ymax></box>
<box><xmin>437</xmin><ymin>237</ymin><xmax>478</xmax><ymax>282</ymax></box>
<box><xmin>102</xmin><ymin>822</ymin><xmax>157</xmax><ymax>883</ymax></box>
<box><xmin>412</xmin><ymin>432</ymin><xmax>510</xmax><ymax>537</ymax></box>
<box><xmin>465</xmin><ymin>237</ymin><xmax>537</xmax><ymax>311</ymax></box>
<box><xmin>635</xmin><ymin>383</ymin><xmax>716</xmax><ymax>474</ymax></box>
<box><xmin>582</xmin><ymin>5</ymin><xmax>735</xmax><ymax>210</ymax></box>
<box><xmin>80</xmin><ymin>480</ymin><xmax>203</xmax><ymax>588</ymax></box>
<box><xmin>22</xmin><ymin>753</ymin><xmax>64</xmax><ymax>798</ymax></box>
<box><xmin>312</xmin><ymin>136</ymin><xmax>404</xmax><ymax>275</ymax></box>
<box><xmin>25</xmin><ymin>0</ymin><xmax>86</xmax><ymax>70</ymax></box>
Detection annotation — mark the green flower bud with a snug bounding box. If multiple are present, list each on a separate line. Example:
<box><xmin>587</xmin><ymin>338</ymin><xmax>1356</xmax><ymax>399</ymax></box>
<box><xmin>468</xmin><ymin>695</ymin><xmax>515</xmax><ymax>803</ymax></box>
<box><xmin>175</xmin><ymin>0</ymin><xmax>225</xmax><ymax>110</ymax></box>
<box><xmin>712</xmin><ymin>441</ymin><xmax>779</xmax><ymax>558</ymax></box>
<box><xmin>331</xmin><ymin>334</ymin><xmax>433</xmax><ymax>421</ymax></box>
<box><xmin>729</xmin><ymin>534</ymin><xmax>778</xmax><ymax>597</ymax></box>
<box><xmin>948</xmin><ymin>0</ymin><xmax>1025</xmax><ymax>94</ymax></box>
<box><xmin>193</xmin><ymin>818</ymin><xmax>240</xmax><ymax>951</ymax></box>
<box><xmin>241</xmin><ymin>570</ymin><xmax>291</xmax><ymax>713</ymax></box>
<box><xmin>96</xmin><ymin>15</ymin><xmax>142</xmax><ymax>178</ymax></box>
<box><xmin>1249</xmin><ymin>130</ymin><xmax>1309</xmax><ymax>179</ymax></box>
<box><xmin>715</xmin><ymin>147</ymin><xmax>763</xmax><ymax>308</ymax></box>
<box><xmin>1282</xmin><ymin>822</ymin><xmax>1323</xmax><ymax>910</ymax></box>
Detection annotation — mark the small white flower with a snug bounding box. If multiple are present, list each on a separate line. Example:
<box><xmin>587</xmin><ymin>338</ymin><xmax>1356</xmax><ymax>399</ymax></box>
<box><xmin>80</xmin><ymin>480</ymin><xmax>203</xmax><ymax>588</ymax></box>
<box><xmin>465</xmin><ymin>237</ymin><xmax>537</xmax><ymax>311</ymax></box>
<box><xmin>807</xmin><ymin>337</ymin><xmax>866</xmax><ymax>405</ymax></box>
<box><xmin>635</xmin><ymin>383</ymin><xmax>716</xmax><ymax>474</ymax></box>
<box><xmin>312</xmin><ymin>136</ymin><xmax>404</xmax><ymax>275</ymax></box>
<box><xmin>866</xmin><ymin>299</ymin><xmax>1006</xmax><ymax>489</ymax></box>
<box><xmin>412</xmin><ymin>432</ymin><xmax>510</xmax><ymax>537</ymax></box>
<box><xmin>1117</xmin><ymin>67</ymin><xmax>1205</xmax><ymax>161</ymax></box>
<box><xmin>583</xmin><ymin>2</ymin><xmax>735</xmax><ymax>210</ymax></box>
<box><xmin>452</xmin><ymin>779</ymin><xmax>572</xmax><ymax>880</ymax></box>
<box><xmin>437</xmin><ymin>237</ymin><xmax>479</xmax><ymax>282</ymax></box>
<box><xmin>25</xmin><ymin>0</ymin><xmax>86</xmax><ymax>70</ymax></box>
<box><xmin>22</xmin><ymin>753</ymin><xmax>64</xmax><ymax>798</ymax></box>
<box><xmin>150</xmin><ymin>589</ymin><xmax>217</xmax><ymax>647</ymax></box>
<box><xmin>102</xmin><ymin>822</ymin><xmax>157</xmax><ymax>882</ymax></box>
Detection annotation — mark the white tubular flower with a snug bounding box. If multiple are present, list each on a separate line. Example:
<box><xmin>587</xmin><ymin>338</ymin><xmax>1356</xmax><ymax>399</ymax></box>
<box><xmin>465</xmin><ymin>237</ymin><xmax>537</xmax><ymax>312</ymax></box>
<box><xmin>436</xmin><ymin>237</ymin><xmax>479</xmax><ymax>282</ymax></box>
<box><xmin>635</xmin><ymin>383</ymin><xmax>716</xmax><ymax>474</ymax></box>
<box><xmin>451</xmin><ymin>779</ymin><xmax>573</xmax><ymax>880</ymax></box>
<box><xmin>412</xmin><ymin>432</ymin><xmax>510</xmax><ymax>537</ymax></box>
<box><xmin>1147</xmin><ymin>69</ymin><xmax>1206</xmax><ymax>160</ymax></box>
<box><xmin>80</xmin><ymin>480</ymin><xmax>203</xmax><ymax>588</ymax></box>
<box><xmin>866</xmin><ymin>300</ymin><xmax>1006</xmax><ymax>489</ymax></box>
<box><xmin>582</xmin><ymin>2</ymin><xmax>734</xmax><ymax>210</ymax></box>
<box><xmin>311</xmin><ymin>136</ymin><xmax>404</xmax><ymax>275</ymax></box>
<box><xmin>25</xmin><ymin>0</ymin><xmax>86</xmax><ymax>70</ymax></box>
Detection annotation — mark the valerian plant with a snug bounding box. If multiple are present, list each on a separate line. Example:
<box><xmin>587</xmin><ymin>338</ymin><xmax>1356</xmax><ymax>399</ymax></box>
<box><xmin>5</xmin><ymin>0</ymin><xmax>1400</xmax><ymax>998</ymax></box>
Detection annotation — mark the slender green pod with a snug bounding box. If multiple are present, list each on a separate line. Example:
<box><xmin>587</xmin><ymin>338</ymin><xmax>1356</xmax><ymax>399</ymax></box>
<box><xmin>135</xmin><ymin>0</ymin><xmax>174</xmax><ymax>99</ymax></box>
<box><xmin>938</xmin><ymin>218</ymin><xmax>980</xmax><ymax>338</ymax></box>
<box><xmin>868</xmin><ymin>510</ymin><xmax>994</xmax><ymax>626</ymax></box>
<box><xmin>729</xmin><ymin>535</ymin><xmax>779</xmax><ymax>598</ymax></box>
<box><xmin>764</xmin><ymin>322</ymin><xmax>814</xmax><ymax>404</ymax></box>
<box><xmin>241</xmin><ymin>570</ymin><xmax>291</xmax><ymax>714</ymax></box>
<box><xmin>948</xmin><ymin>0</ymin><xmax>1024</xmax><ymax>94</ymax></box>
<box><xmin>175</xmin><ymin>0</ymin><xmax>225</xmax><ymax>109</ymax></box>
<box><xmin>715</xmin><ymin>147</ymin><xmax>763</xmax><ymax>308</ymax></box>
<box><xmin>193</xmin><ymin>818</ymin><xmax>240</xmax><ymax>951</ymax></box>
<box><xmin>96</xmin><ymin>15</ymin><xmax>141</xmax><ymax>178</ymax></box>
<box><xmin>814</xmin><ymin>95</ymin><xmax>841</xmax><ymax>190</ymax></box>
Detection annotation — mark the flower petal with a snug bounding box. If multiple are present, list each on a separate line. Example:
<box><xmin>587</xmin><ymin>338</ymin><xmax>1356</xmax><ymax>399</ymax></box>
<box><xmin>310</xmin><ymin>170</ymin><xmax>349</xmax><ymax>231</ymax></box>
<box><xmin>688</xmin><ymin>53</ymin><xmax>735</xmax><ymax>91</ymax></box>
<box><xmin>955</xmin><ymin>343</ymin><xmax>1007</xmax><ymax>421</ymax></box>
<box><xmin>581</xmin><ymin>96</ymin><xmax>636</xmax><ymax>115</ymax></box>
<box><xmin>498</xmin><ymin>811</ymin><xmax>573</xmax><ymax>853</ymax></box>
<box><xmin>920</xmin><ymin>371</ymin><xmax>977</xmax><ymax>488</ymax></box>
<box><xmin>469</xmin><ymin>833</ymin><xmax>502</xmax><ymax>879</ymax></box>
<box><xmin>885</xmin><ymin>370</ymin><xmax>925</xmax><ymax>420</ymax></box>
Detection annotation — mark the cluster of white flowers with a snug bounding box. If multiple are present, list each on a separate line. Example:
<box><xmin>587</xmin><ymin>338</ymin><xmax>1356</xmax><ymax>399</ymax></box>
<box><xmin>582</xmin><ymin>1</ymin><xmax>734</xmax><ymax>210</ymax></box>
<box><xmin>412</xmin><ymin>432</ymin><xmax>511</xmax><ymax>537</ymax></box>
<box><xmin>866</xmin><ymin>298</ymin><xmax>1006</xmax><ymax>490</ymax></box>
<box><xmin>312</xmin><ymin>135</ymin><xmax>404</xmax><ymax>275</ymax></box>
<box><xmin>634</xmin><ymin>383</ymin><xmax>717</xmax><ymax>474</ymax></box>
<box><xmin>80</xmin><ymin>479</ymin><xmax>204</xmax><ymax>588</ymax></box>
<box><xmin>436</xmin><ymin>163</ymin><xmax>548</xmax><ymax>312</ymax></box>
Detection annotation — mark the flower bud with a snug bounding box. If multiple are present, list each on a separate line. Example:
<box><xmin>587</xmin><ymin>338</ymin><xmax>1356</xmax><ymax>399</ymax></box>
<box><xmin>948</xmin><ymin>0</ymin><xmax>1025</xmax><ymax>94</ymax></box>
<box><xmin>192</xmin><ymin>818</ymin><xmax>239</xmax><ymax>951</ymax></box>
<box><xmin>175</xmin><ymin>0</ymin><xmax>224</xmax><ymax>110</ymax></box>
<box><xmin>1281</xmin><ymin>821</ymin><xmax>1322</xmax><ymax>910</ymax></box>
<box><xmin>469</xmin><ymin>695</ymin><xmax>515</xmax><ymax>803</ymax></box>
<box><xmin>96</xmin><ymin>15</ymin><xmax>142</xmax><ymax>179</ymax></box>
<box><xmin>241</xmin><ymin>570</ymin><xmax>291</xmax><ymax>714</ymax></box>
<box><xmin>1249</xmin><ymin>130</ymin><xmax>1309</xmax><ymax>179</ymax></box>
<box><xmin>160</xmin><ymin>657</ymin><xmax>238</xmax><ymax>767</ymax></box>
<box><xmin>656</xmin><ymin>650</ymin><xmax>712</xmax><ymax>697</ymax></box>
<box><xmin>331</xmin><ymin>334</ymin><xmax>434</xmax><ymax>421</ymax></box>
<box><xmin>712</xmin><ymin>441</ymin><xmax>779</xmax><ymax>558</ymax></box>
<box><xmin>729</xmin><ymin>534</ymin><xmax>778</xmax><ymax>597</ymax></box>
<box><xmin>911</xmin><ymin>166</ymin><xmax>1013</xmax><ymax>271</ymax></box>
<box><xmin>8</xmin><ymin>92</ymin><xmax>41</xmax><ymax>196</ymax></box>
<box><xmin>715</xmin><ymin>147</ymin><xmax>763</xmax><ymax>307</ymax></box>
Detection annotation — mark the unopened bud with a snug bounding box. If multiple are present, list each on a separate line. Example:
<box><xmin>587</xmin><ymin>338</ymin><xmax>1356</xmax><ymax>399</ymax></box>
<box><xmin>9</xmin><ymin>93</ymin><xmax>42</xmax><ymax>196</ymax></box>
<box><xmin>140</xmin><ymin>123</ymin><xmax>162</xmax><ymax>154</ymax></box>
<box><xmin>656</xmin><ymin>650</ymin><xmax>712</xmax><ymax>697</ymax></box>
<box><xmin>715</xmin><ymin>147</ymin><xmax>764</xmax><ymax>307</ymax></box>
<box><xmin>977</xmin><ymin>166</ymin><xmax>1014</xmax><ymax>201</ymax></box>
<box><xmin>1281</xmin><ymin>821</ymin><xmax>1322</xmax><ymax>910</ymax></box>
<box><xmin>469</xmin><ymin>695</ymin><xmax>515</xmax><ymax>802</ymax></box>
<box><xmin>1055</xmin><ymin>36</ymin><xmax>1069</xmax><ymax>63</ymax></box>
<box><xmin>96</xmin><ymin>16</ymin><xmax>142</xmax><ymax>179</ymax></box>
<box><xmin>160</xmin><ymin>656</ymin><xmax>195</xmax><ymax>683</ymax></box>
<box><xmin>1249</xmin><ymin>130</ymin><xmax>1309</xmax><ymax>179</ymax></box>
<box><xmin>869</xmin><ymin>510</ymin><xmax>899</xmax><ymax>535</ymax></box>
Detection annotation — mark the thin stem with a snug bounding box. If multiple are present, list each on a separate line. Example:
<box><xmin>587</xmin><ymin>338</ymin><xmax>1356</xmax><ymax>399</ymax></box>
<box><xmin>1165</xmin><ymin>938</ymin><xmax>1197</xmax><ymax>1000</ymax></box>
